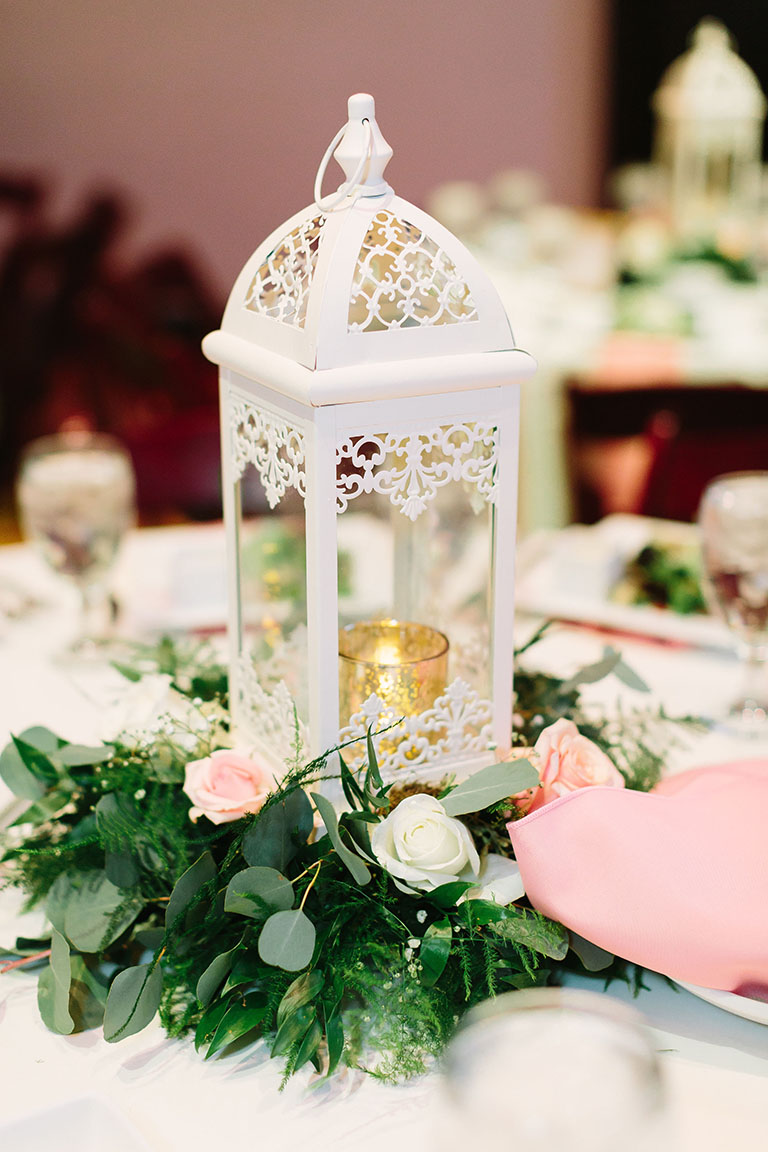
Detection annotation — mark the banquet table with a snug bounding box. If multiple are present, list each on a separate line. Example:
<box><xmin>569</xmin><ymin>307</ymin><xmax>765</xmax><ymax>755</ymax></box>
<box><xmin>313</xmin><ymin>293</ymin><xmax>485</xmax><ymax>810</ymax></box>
<box><xmin>1</xmin><ymin>521</ymin><xmax>768</xmax><ymax>1150</ymax></box>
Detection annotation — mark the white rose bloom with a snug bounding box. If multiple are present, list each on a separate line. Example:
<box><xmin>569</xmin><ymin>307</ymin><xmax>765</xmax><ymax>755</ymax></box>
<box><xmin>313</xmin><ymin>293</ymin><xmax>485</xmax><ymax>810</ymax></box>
<box><xmin>371</xmin><ymin>794</ymin><xmax>481</xmax><ymax>891</ymax></box>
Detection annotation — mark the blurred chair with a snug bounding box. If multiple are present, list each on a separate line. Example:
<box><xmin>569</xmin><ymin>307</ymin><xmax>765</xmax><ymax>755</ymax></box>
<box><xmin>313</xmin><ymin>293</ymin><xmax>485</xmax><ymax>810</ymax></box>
<box><xmin>638</xmin><ymin>408</ymin><xmax>768</xmax><ymax>521</ymax></box>
<box><xmin>0</xmin><ymin>181</ymin><xmax>223</xmax><ymax>522</ymax></box>
<box><xmin>567</xmin><ymin>378</ymin><xmax>768</xmax><ymax>522</ymax></box>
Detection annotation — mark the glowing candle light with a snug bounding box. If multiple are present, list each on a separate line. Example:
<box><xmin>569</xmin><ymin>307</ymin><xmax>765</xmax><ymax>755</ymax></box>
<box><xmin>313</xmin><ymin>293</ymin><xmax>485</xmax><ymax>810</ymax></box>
<box><xmin>338</xmin><ymin>619</ymin><xmax>449</xmax><ymax>727</ymax></box>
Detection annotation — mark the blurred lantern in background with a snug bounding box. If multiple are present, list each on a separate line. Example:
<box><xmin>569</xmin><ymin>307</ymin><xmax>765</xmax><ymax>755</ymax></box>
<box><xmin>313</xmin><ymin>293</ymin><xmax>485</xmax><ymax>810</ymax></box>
<box><xmin>652</xmin><ymin>18</ymin><xmax>766</xmax><ymax>244</ymax></box>
<box><xmin>203</xmin><ymin>94</ymin><xmax>535</xmax><ymax>782</ymax></box>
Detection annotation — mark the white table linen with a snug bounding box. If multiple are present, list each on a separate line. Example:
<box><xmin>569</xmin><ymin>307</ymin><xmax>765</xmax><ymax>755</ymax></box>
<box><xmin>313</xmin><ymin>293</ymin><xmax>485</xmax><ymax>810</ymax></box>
<box><xmin>1</xmin><ymin>523</ymin><xmax>767</xmax><ymax>1149</ymax></box>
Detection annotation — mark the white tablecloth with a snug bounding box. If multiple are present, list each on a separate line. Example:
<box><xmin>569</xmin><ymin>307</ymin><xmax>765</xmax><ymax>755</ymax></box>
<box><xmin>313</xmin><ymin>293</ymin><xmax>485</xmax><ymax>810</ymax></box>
<box><xmin>1</xmin><ymin>524</ymin><xmax>767</xmax><ymax>1149</ymax></box>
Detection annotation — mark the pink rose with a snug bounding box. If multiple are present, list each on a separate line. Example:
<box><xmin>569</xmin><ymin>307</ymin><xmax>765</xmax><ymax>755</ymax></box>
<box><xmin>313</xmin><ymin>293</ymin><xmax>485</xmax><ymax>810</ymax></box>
<box><xmin>183</xmin><ymin>749</ymin><xmax>274</xmax><ymax>824</ymax></box>
<box><xmin>514</xmin><ymin>718</ymin><xmax>624</xmax><ymax>815</ymax></box>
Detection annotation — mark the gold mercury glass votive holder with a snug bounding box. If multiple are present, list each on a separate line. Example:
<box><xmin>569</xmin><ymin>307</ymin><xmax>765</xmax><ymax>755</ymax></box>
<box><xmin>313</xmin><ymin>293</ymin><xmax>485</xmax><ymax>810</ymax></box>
<box><xmin>339</xmin><ymin>619</ymin><xmax>449</xmax><ymax>758</ymax></box>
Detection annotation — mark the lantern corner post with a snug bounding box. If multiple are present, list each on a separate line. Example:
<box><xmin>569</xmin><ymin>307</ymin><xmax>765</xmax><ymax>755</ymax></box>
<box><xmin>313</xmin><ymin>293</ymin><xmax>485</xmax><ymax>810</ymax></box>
<box><xmin>304</xmin><ymin>405</ymin><xmax>341</xmax><ymax>762</ymax></box>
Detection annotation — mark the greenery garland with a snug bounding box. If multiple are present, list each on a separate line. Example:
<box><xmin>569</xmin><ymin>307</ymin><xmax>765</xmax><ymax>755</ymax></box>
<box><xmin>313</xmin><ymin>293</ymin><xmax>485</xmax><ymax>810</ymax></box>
<box><xmin>0</xmin><ymin>633</ymin><xmax>695</xmax><ymax>1082</ymax></box>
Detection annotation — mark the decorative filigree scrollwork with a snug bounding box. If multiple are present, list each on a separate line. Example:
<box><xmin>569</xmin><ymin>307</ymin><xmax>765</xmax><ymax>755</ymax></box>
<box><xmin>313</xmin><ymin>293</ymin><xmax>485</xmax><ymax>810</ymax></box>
<box><xmin>336</xmin><ymin>422</ymin><xmax>497</xmax><ymax>521</ymax></box>
<box><xmin>235</xmin><ymin>655</ymin><xmax>308</xmax><ymax>764</ymax></box>
<box><xmin>348</xmin><ymin>211</ymin><xmax>478</xmax><ymax>333</ymax></box>
<box><xmin>229</xmin><ymin>395</ymin><xmax>306</xmax><ymax>508</ymax></box>
<box><xmin>338</xmin><ymin>678</ymin><xmax>494</xmax><ymax>776</ymax></box>
<box><xmin>244</xmin><ymin>214</ymin><xmax>325</xmax><ymax>327</ymax></box>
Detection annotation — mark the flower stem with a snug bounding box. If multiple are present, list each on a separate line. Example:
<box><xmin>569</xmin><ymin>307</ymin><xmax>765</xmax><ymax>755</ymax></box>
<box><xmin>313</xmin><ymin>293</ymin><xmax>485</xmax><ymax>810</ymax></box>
<box><xmin>299</xmin><ymin>861</ymin><xmax>322</xmax><ymax>911</ymax></box>
<box><xmin>0</xmin><ymin>949</ymin><xmax>51</xmax><ymax>973</ymax></box>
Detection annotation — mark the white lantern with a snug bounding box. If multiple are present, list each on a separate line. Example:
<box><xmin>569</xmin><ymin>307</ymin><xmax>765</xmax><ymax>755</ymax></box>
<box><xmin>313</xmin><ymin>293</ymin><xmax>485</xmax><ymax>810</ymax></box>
<box><xmin>203</xmin><ymin>94</ymin><xmax>536</xmax><ymax>783</ymax></box>
<box><xmin>652</xmin><ymin>19</ymin><xmax>766</xmax><ymax>240</ymax></box>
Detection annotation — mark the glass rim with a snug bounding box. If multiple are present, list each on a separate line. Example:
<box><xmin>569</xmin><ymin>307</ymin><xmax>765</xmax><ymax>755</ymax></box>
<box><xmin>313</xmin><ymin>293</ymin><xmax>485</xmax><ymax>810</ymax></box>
<box><xmin>338</xmin><ymin>618</ymin><xmax>449</xmax><ymax>667</ymax></box>
<box><xmin>450</xmin><ymin>986</ymin><xmax>650</xmax><ymax>1034</ymax></box>
<box><xmin>19</xmin><ymin>430</ymin><xmax>131</xmax><ymax>458</ymax></box>
<box><xmin>703</xmin><ymin>470</ymin><xmax>768</xmax><ymax>492</ymax></box>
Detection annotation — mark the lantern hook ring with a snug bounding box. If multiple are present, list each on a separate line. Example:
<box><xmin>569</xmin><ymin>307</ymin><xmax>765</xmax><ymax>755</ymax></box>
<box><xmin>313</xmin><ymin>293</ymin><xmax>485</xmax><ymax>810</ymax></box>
<box><xmin>314</xmin><ymin>118</ymin><xmax>375</xmax><ymax>211</ymax></box>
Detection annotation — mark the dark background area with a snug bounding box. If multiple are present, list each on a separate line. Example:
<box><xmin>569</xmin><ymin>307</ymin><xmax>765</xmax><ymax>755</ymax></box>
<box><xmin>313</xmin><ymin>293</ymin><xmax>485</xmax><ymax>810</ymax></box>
<box><xmin>611</xmin><ymin>0</ymin><xmax>768</xmax><ymax>168</ymax></box>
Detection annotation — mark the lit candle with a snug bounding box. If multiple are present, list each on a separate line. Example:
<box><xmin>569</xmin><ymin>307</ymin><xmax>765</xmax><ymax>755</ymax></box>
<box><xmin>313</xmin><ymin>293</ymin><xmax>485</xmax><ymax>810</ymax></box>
<box><xmin>338</xmin><ymin>619</ymin><xmax>449</xmax><ymax>725</ymax></box>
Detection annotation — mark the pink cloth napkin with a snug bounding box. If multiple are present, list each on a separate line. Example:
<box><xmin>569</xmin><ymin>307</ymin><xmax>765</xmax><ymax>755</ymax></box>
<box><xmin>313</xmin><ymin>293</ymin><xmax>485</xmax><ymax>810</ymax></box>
<box><xmin>507</xmin><ymin>761</ymin><xmax>768</xmax><ymax>991</ymax></box>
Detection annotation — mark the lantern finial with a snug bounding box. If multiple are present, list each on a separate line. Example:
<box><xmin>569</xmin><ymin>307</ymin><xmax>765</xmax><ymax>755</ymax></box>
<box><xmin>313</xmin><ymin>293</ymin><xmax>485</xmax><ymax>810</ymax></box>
<box><xmin>332</xmin><ymin>92</ymin><xmax>393</xmax><ymax>197</ymax></box>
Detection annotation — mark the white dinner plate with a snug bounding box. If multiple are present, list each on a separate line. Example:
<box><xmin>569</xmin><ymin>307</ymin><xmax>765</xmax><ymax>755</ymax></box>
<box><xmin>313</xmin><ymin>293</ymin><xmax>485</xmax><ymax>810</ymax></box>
<box><xmin>516</xmin><ymin>514</ymin><xmax>733</xmax><ymax>650</ymax></box>
<box><xmin>676</xmin><ymin>981</ymin><xmax>768</xmax><ymax>1026</ymax></box>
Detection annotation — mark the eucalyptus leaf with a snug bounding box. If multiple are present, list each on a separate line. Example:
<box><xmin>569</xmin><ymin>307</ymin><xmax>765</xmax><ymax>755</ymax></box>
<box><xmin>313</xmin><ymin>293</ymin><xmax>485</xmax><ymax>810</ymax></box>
<box><xmin>68</xmin><ymin>955</ymin><xmax>109</xmax><ymax>1030</ymax></box>
<box><xmin>224</xmin><ymin>867</ymin><xmax>294</xmax><ymax>917</ymax></box>
<box><xmin>104</xmin><ymin>850</ymin><xmax>140</xmax><ymax>890</ymax></box>
<box><xmin>111</xmin><ymin>661</ymin><xmax>143</xmax><ymax>683</ymax></box>
<box><xmin>134</xmin><ymin>927</ymin><xmax>166</xmax><ymax>951</ymax></box>
<box><xmin>242</xmin><ymin>789</ymin><xmax>313</xmax><ymax>871</ymax></box>
<box><xmin>19</xmin><ymin>726</ymin><xmax>65</xmax><ymax>753</ymax></box>
<box><xmin>11</xmin><ymin>735</ymin><xmax>59</xmax><ymax>787</ymax></box>
<box><xmin>614</xmin><ymin>659</ymin><xmax>650</xmax><ymax>694</ymax></box>
<box><xmin>196</xmin><ymin>944</ymin><xmax>241</xmax><ymax>1007</ymax></box>
<box><xmin>37</xmin><ymin>929</ymin><xmax>74</xmax><ymax>1035</ymax></box>
<box><xmin>0</xmin><ymin>740</ymin><xmax>44</xmax><ymax>801</ymax></box>
<box><xmin>271</xmin><ymin>1003</ymin><xmax>315</xmax><ymax>1057</ymax></box>
<box><xmin>10</xmin><ymin>786</ymin><xmax>73</xmax><ymax>827</ymax></box>
<box><xmin>568</xmin><ymin>932</ymin><xmax>615</xmax><ymax>972</ymax></box>
<box><xmin>441</xmin><ymin>760</ymin><xmax>538</xmax><ymax>817</ymax></box>
<box><xmin>310</xmin><ymin>792</ymin><xmax>371</xmax><ymax>886</ymax></box>
<box><xmin>46</xmin><ymin>870</ymin><xmax>141</xmax><ymax>953</ymax></box>
<box><xmin>276</xmin><ymin>968</ymin><xmax>324</xmax><ymax>1030</ymax></box>
<box><xmin>205</xmin><ymin>991</ymin><xmax>267</xmax><ymax>1059</ymax></box>
<box><xmin>103</xmin><ymin>962</ymin><xmax>163</xmax><ymax>1042</ymax></box>
<box><xmin>56</xmin><ymin>744</ymin><xmax>115</xmax><ymax>768</ymax></box>
<box><xmin>258</xmin><ymin>909</ymin><xmax>316</xmax><ymax>972</ymax></box>
<box><xmin>420</xmin><ymin>918</ymin><xmax>452</xmax><ymax>987</ymax></box>
<box><xmin>560</xmin><ymin>647</ymin><xmax>622</xmax><ymax>693</ymax></box>
<box><xmin>165</xmin><ymin>852</ymin><xmax>216</xmax><ymax>929</ymax></box>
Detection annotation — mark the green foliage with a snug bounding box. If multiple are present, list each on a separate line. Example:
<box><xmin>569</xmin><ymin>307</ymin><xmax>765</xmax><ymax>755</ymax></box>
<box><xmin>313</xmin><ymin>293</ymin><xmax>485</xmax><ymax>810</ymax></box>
<box><xmin>0</xmin><ymin>637</ymin><xmax>685</xmax><ymax>1084</ymax></box>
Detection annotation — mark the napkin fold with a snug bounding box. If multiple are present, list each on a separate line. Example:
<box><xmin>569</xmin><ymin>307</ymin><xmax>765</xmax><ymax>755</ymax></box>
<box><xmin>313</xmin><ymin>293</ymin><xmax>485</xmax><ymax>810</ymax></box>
<box><xmin>507</xmin><ymin>761</ymin><xmax>768</xmax><ymax>992</ymax></box>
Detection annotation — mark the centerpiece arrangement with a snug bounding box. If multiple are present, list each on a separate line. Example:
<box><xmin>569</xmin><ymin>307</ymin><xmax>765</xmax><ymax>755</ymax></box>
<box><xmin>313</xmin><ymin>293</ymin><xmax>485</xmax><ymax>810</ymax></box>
<box><xmin>0</xmin><ymin>637</ymin><xmax>673</xmax><ymax>1082</ymax></box>
<box><xmin>0</xmin><ymin>95</ymin><xmax>691</xmax><ymax>1082</ymax></box>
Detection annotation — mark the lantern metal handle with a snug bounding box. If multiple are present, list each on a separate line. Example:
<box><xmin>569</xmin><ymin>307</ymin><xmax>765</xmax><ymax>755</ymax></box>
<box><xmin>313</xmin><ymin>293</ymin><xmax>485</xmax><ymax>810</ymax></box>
<box><xmin>313</xmin><ymin>118</ymin><xmax>375</xmax><ymax>211</ymax></box>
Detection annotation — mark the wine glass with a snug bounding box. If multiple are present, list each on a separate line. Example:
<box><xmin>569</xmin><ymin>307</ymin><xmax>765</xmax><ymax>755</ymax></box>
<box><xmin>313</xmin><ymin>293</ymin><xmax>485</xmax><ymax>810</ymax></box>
<box><xmin>15</xmin><ymin>431</ymin><xmax>136</xmax><ymax>657</ymax></box>
<box><xmin>699</xmin><ymin>471</ymin><xmax>768</xmax><ymax>733</ymax></box>
<box><xmin>436</xmin><ymin>987</ymin><xmax>671</xmax><ymax>1152</ymax></box>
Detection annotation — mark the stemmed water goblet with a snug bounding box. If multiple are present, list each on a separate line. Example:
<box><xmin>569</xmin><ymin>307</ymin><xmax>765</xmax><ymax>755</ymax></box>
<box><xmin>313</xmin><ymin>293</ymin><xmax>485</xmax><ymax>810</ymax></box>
<box><xmin>436</xmin><ymin>987</ymin><xmax>671</xmax><ymax>1152</ymax></box>
<box><xmin>699</xmin><ymin>471</ymin><xmax>768</xmax><ymax>734</ymax></box>
<box><xmin>15</xmin><ymin>430</ymin><xmax>137</xmax><ymax>658</ymax></box>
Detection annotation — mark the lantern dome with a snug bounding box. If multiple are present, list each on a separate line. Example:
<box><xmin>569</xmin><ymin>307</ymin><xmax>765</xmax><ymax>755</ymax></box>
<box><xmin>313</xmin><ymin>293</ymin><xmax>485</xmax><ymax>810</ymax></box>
<box><xmin>203</xmin><ymin>94</ymin><xmax>534</xmax><ymax>407</ymax></box>
<box><xmin>651</xmin><ymin>20</ymin><xmax>766</xmax><ymax>238</ymax></box>
<box><xmin>653</xmin><ymin>19</ymin><xmax>765</xmax><ymax>124</ymax></box>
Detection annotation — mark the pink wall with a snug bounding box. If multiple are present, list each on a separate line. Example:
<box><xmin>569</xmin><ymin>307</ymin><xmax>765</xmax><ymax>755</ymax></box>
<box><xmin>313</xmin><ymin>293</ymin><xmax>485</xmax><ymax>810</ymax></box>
<box><xmin>1</xmin><ymin>0</ymin><xmax>609</xmax><ymax>297</ymax></box>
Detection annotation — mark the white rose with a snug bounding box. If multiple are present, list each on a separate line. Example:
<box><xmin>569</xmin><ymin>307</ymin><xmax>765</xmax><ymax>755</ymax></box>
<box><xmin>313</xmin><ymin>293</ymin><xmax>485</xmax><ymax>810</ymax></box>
<box><xmin>371</xmin><ymin>794</ymin><xmax>480</xmax><ymax>891</ymax></box>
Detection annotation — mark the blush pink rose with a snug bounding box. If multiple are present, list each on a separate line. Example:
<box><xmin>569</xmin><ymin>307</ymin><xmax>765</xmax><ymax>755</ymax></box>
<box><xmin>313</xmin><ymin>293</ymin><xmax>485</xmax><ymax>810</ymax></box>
<box><xmin>183</xmin><ymin>749</ymin><xmax>274</xmax><ymax>824</ymax></box>
<box><xmin>514</xmin><ymin>718</ymin><xmax>624</xmax><ymax>815</ymax></box>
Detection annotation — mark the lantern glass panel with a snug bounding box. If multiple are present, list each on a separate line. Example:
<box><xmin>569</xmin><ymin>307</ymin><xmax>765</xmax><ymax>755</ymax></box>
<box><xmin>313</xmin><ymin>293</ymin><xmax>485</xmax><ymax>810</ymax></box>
<box><xmin>335</xmin><ymin>423</ymin><xmax>497</xmax><ymax>775</ymax></box>
<box><xmin>236</xmin><ymin>471</ymin><xmax>310</xmax><ymax>758</ymax></box>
